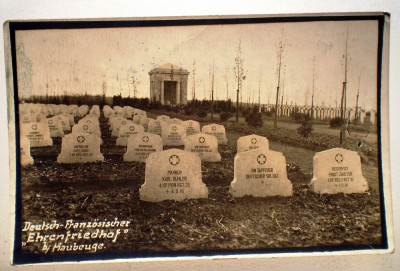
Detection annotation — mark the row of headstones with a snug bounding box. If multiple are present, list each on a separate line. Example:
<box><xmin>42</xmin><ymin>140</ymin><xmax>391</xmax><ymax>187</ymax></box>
<box><xmin>20</xmin><ymin>103</ymin><xmax>95</xmax><ymax>118</ymax></box>
<box><xmin>140</xmin><ymin>146</ymin><xmax>369</xmax><ymax>201</ymax></box>
<box><xmin>106</xmin><ymin>108</ymin><xmax>369</xmax><ymax>199</ymax></box>
<box><xmin>19</xmin><ymin>104</ymin><xmax>103</xmax><ymax>164</ymax></box>
<box><xmin>20</xmin><ymin>105</ymin><xmax>369</xmax><ymax>198</ymax></box>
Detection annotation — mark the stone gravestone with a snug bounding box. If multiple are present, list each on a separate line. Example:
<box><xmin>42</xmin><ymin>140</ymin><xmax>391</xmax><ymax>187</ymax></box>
<box><xmin>21</xmin><ymin>122</ymin><xmax>53</xmax><ymax>147</ymax></box>
<box><xmin>229</xmin><ymin>148</ymin><xmax>293</xmax><ymax>197</ymax></box>
<box><xmin>169</xmin><ymin>118</ymin><xmax>182</xmax><ymax>124</ymax></box>
<box><xmin>46</xmin><ymin>117</ymin><xmax>64</xmax><ymax>138</ymax></box>
<box><xmin>162</xmin><ymin>123</ymin><xmax>186</xmax><ymax>146</ymax></box>
<box><xmin>202</xmin><ymin>123</ymin><xmax>228</xmax><ymax>145</ymax></box>
<box><xmin>111</xmin><ymin>119</ymin><xmax>131</xmax><ymax>137</ymax></box>
<box><xmin>20</xmin><ymin>135</ymin><xmax>34</xmax><ymax>166</ymax></box>
<box><xmin>237</xmin><ymin>134</ymin><xmax>269</xmax><ymax>153</ymax></box>
<box><xmin>55</xmin><ymin>115</ymin><xmax>71</xmax><ymax>132</ymax></box>
<box><xmin>182</xmin><ymin>120</ymin><xmax>200</xmax><ymax>136</ymax></box>
<box><xmin>123</xmin><ymin>132</ymin><xmax>163</xmax><ymax>162</ymax></box>
<box><xmin>132</xmin><ymin>114</ymin><xmax>142</xmax><ymax>125</ymax></box>
<box><xmin>57</xmin><ymin>132</ymin><xmax>104</xmax><ymax>163</ymax></box>
<box><xmin>147</xmin><ymin>119</ymin><xmax>168</xmax><ymax>136</ymax></box>
<box><xmin>184</xmin><ymin>133</ymin><xmax>221</xmax><ymax>162</ymax></box>
<box><xmin>139</xmin><ymin>149</ymin><xmax>208</xmax><ymax>202</ymax></box>
<box><xmin>116</xmin><ymin>123</ymin><xmax>145</xmax><ymax>146</ymax></box>
<box><xmin>72</xmin><ymin>121</ymin><xmax>101</xmax><ymax>138</ymax></box>
<box><xmin>309</xmin><ymin>148</ymin><xmax>369</xmax><ymax>194</ymax></box>
<box><xmin>156</xmin><ymin>115</ymin><xmax>170</xmax><ymax>123</ymax></box>
<box><xmin>139</xmin><ymin>117</ymin><xmax>152</xmax><ymax>132</ymax></box>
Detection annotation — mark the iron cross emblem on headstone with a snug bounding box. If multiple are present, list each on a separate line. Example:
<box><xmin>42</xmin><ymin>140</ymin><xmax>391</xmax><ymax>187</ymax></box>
<box><xmin>129</xmin><ymin>126</ymin><xmax>135</xmax><ymax>131</ymax></box>
<box><xmin>83</xmin><ymin>125</ymin><xmax>88</xmax><ymax>130</ymax></box>
<box><xmin>31</xmin><ymin>124</ymin><xmax>37</xmax><ymax>130</ymax></box>
<box><xmin>142</xmin><ymin>136</ymin><xmax>149</xmax><ymax>143</ymax></box>
<box><xmin>77</xmin><ymin>136</ymin><xmax>85</xmax><ymax>143</ymax></box>
<box><xmin>169</xmin><ymin>155</ymin><xmax>180</xmax><ymax>166</ymax></box>
<box><xmin>48</xmin><ymin>120</ymin><xmax>53</xmax><ymax>124</ymax></box>
<box><xmin>172</xmin><ymin>126</ymin><xmax>177</xmax><ymax>131</ymax></box>
<box><xmin>199</xmin><ymin>137</ymin><xmax>205</xmax><ymax>143</ymax></box>
<box><xmin>251</xmin><ymin>138</ymin><xmax>257</xmax><ymax>144</ymax></box>
<box><xmin>212</xmin><ymin>126</ymin><xmax>217</xmax><ymax>131</ymax></box>
<box><xmin>257</xmin><ymin>154</ymin><xmax>267</xmax><ymax>164</ymax></box>
<box><xmin>335</xmin><ymin>153</ymin><xmax>344</xmax><ymax>163</ymax></box>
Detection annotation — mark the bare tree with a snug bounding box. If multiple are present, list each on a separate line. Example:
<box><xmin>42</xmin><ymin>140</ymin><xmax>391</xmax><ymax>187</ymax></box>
<box><xmin>235</xmin><ymin>40</ymin><xmax>246</xmax><ymax>122</ymax></box>
<box><xmin>274</xmin><ymin>29</ymin><xmax>288</xmax><ymax>130</ymax></box>
<box><xmin>340</xmin><ymin>28</ymin><xmax>350</xmax><ymax>144</ymax></box>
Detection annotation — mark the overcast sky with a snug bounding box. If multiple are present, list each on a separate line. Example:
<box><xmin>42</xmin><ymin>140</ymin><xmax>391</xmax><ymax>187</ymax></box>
<box><xmin>16</xmin><ymin>19</ymin><xmax>378</xmax><ymax>110</ymax></box>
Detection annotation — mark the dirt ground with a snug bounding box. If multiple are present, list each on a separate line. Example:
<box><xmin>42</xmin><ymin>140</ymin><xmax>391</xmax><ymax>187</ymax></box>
<box><xmin>18</xmin><ymin>111</ymin><xmax>384</xmax><ymax>259</ymax></box>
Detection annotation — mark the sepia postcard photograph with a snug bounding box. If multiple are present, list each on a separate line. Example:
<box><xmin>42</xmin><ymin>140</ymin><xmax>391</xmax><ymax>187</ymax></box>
<box><xmin>4</xmin><ymin>13</ymin><xmax>392</xmax><ymax>265</ymax></box>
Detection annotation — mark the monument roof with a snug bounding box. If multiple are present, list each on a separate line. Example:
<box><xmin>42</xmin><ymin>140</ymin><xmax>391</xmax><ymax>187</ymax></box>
<box><xmin>149</xmin><ymin>63</ymin><xmax>189</xmax><ymax>75</ymax></box>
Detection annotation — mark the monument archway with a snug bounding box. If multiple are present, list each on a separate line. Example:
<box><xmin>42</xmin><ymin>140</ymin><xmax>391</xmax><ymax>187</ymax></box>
<box><xmin>149</xmin><ymin>63</ymin><xmax>189</xmax><ymax>105</ymax></box>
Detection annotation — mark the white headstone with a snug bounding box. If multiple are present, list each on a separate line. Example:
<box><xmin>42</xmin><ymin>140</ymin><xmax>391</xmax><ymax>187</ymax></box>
<box><xmin>111</xmin><ymin>118</ymin><xmax>130</xmax><ymax>137</ymax></box>
<box><xmin>72</xmin><ymin>121</ymin><xmax>101</xmax><ymax>137</ymax></box>
<box><xmin>169</xmin><ymin>118</ymin><xmax>182</xmax><ymax>124</ymax></box>
<box><xmin>184</xmin><ymin>133</ymin><xmax>221</xmax><ymax>162</ymax></box>
<box><xmin>55</xmin><ymin>115</ymin><xmax>71</xmax><ymax>132</ymax></box>
<box><xmin>21</xmin><ymin>122</ymin><xmax>53</xmax><ymax>147</ymax></box>
<box><xmin>20</xmin><ymin>135</ymin><xmax>34</xmax><ymax>166</ymax></box>
<box><xmin>237</xmin><ymin>134</ymin><xmax>269</xmax><ymax>153</ymax></box>
<box><xmin>132</xmin><ymin>114</ymin><xmax>142</xmax><ymax>125</ymax></box>
<box><xmin>46</xmin><ymin>117</ymin><xmax>64</xmax><ymax>138</ymax></box>
<box><xmin>309</xmin><ymin>148</ymin><xmax>369</xmax><ymax>194</ymax></box>
<box><xmin>162</xmin><ymin>123</ymin><xmax>186</xmax><ymax>146</ymax></box>
<box><xmin>57</xmin><ymin>132</ymin><xmax>104</xmax><ymax>163</ymax></box>
<box><xmin>147</xmin><ymin>119</ymin><xmax>168</xmax><ymax>136</ymax></box>
<box><xmin>202</xmin><ymin>123</ymin><xmax>228</xmax><ymax>145</ymax></box>
<box><xmin>139</xmin><ymin>117</ymin><xmax>152</xmax><ymax>132</ymax></box>
<box><xmin>229</xmin><ymin>148</ymin><xmax>293</xmax><ymax>197</ymax></box>
<box><xmin>123</xmin><ymin>132</ymin><xmax>163</xmax><ymax>162</ymax></box>
<box><xmin>140</xmin><ymin>149</ymin><xmax>208</xmax><ymax>202</ymax></box>
<box><xmin>156</xmin><ymin>115</ymin><xmax>170</xmax><ymax>122</ymax></box>
<box><xmin>116</xmin><ymin>123</ymin><xmax>145</xmax><ymax>146</ymax></box>
<box><xmin>182</xmin><ymin>120</ymin><xmax>200</xmax><ymax>136</ymax></box>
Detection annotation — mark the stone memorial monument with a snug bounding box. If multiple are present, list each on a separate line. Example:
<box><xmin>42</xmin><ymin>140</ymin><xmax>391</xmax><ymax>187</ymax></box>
<box><xmin>21</xmin><ymin>122</ymin><xmax>53</xmax><ymax>147</ymax></box>
<box><xmin>230</xmin><ymin>148</ymin><xmax>293</xmax><ymax>197</ymax></box>
<box><xmin>202</xmin><ymin>123</ymin><xmax>228</xmax><ymax>145</ymax></box>
<box><xmin>123</xmin><ymin>132</ymin><xmax>163</xmax><ymax>162</ymax></box>
<box><xmin>116</xmin><ymin>123</ymin><xmax>145</xmax><ymax>146</ymax></box>
<box><xmin>162</xmin><ymin>123</ymin><xmax>186</xmax><ymax>146</ymax></box>
<box><xmin>20</xmin><ymin>135</ymin><xmax>34</xmax><ymax>166</ymax></box>
<box><xmin>57</xmin><ymin>132</ymin><xmax>104</xmax><ymax>163</ymax></box>
<box><xmin>237</xmin><ymin>134</ymin><xmax>269</xmax><ymax>153</ymax></box>
<box><xmin>182</xmin><ymin>120</ymin><xmax>200</xmax><ymax>136</ymax></box>
<box><xmin>147</xmin><ymin>119</ymin><xmax>168</xmax><ymax>136</ymax></box>
<box><xmin>309</xmin><ymin>148</ymin><xmax>369</xmax><ymax>194</ymax></box>
<box><xmin>184</xmin><ymin>133</ymin><xmax>221</xmax><ymax>162</ymax></box>
<box><xmin>139</xmin><ymin>149</ymin><xmax>208</xmax><ymax>202</ymax></box>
